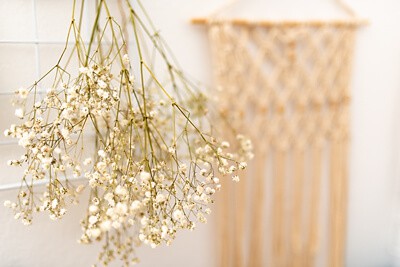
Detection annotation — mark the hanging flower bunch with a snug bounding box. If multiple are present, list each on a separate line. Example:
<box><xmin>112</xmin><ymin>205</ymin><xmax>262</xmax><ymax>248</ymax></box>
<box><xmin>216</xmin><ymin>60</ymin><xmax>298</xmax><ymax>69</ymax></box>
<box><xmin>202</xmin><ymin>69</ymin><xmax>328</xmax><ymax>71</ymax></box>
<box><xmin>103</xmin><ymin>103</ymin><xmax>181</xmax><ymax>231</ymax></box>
<box><xmin>3</xmin><ymin>0</ymin><xmax>252</xmax><ymax>265</ymax></box>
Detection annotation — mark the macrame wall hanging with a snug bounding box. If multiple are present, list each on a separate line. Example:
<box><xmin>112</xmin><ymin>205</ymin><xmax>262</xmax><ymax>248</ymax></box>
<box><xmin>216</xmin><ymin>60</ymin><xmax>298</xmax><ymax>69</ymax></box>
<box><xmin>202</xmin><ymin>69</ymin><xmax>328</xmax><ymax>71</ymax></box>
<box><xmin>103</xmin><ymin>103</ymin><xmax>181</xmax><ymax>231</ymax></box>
<box><xmin>192</xmin><ymin>1</ymin><xmax>366</xmax><ymax>267</ymax></box>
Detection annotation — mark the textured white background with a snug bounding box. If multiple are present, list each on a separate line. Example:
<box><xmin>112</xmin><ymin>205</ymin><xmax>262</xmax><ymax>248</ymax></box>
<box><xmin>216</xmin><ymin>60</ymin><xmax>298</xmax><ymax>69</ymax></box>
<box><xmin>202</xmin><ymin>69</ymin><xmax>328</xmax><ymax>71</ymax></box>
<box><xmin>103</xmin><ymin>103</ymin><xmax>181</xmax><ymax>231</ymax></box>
<box><xmin>0</xmin><ymin>0</ymin><xmax>400</xmax><ymax>266</ymax></box>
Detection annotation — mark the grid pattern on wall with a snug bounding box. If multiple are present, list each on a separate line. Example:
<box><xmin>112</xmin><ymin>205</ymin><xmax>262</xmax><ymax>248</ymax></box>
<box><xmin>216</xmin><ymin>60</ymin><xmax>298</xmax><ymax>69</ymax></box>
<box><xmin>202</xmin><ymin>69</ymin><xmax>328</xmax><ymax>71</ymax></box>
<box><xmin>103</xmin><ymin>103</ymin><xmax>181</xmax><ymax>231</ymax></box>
<box><xmin>0</xmin><ymin>0</ymin><xmax>97</xmax><ymax>191</ymax></box>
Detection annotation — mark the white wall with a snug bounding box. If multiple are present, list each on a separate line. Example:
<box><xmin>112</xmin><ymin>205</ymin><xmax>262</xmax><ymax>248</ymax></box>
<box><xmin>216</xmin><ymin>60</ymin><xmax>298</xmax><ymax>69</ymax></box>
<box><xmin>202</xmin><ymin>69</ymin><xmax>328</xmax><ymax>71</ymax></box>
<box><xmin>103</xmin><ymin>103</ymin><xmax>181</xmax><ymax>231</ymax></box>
<box><xmin>0</xmin><ymin>0</ymin><xmax>400</xmax><ymax>266</ymax></box>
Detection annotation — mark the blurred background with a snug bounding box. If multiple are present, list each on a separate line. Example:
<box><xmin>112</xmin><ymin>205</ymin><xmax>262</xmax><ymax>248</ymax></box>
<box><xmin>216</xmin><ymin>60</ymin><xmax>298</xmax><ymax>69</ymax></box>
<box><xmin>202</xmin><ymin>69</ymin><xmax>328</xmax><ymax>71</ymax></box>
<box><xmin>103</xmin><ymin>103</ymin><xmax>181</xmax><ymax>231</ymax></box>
<box><xmin>1</xmin><ymin>0</ymin><xmax>400</xmax><ymax>266</ymax></box>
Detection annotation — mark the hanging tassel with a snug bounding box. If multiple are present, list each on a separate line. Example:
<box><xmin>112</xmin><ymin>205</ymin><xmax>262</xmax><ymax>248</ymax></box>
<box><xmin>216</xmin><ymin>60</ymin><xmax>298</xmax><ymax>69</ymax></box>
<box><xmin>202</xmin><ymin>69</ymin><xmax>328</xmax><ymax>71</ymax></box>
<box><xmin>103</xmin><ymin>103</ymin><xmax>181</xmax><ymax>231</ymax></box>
<box><xmin>306</xmin><ymin>138</ymin><xmax>323</xmax><ymax>267</ymax></box>
<box><xmin>290</xmin><ymin>145</ymin><xmax>305</xmax><ymax>267</ymax></box>
<box><xmin>249</xmin><ymin>152</ymin><xmax>268</xmax><ymax>267</ymax></box>
<box><xmin>218</xmin><ymin>174</ymin><xmax>233</xmax><ymax>267</ymax></box>
<box><xmin>271</xmin><ymin>144</ymin><xmax>287</xmax><ymax>267</ymax></box>
<box><xmin>233</xmin><ymin>169</ymin><xmax>248</xmax><ymax>267</ymax></box>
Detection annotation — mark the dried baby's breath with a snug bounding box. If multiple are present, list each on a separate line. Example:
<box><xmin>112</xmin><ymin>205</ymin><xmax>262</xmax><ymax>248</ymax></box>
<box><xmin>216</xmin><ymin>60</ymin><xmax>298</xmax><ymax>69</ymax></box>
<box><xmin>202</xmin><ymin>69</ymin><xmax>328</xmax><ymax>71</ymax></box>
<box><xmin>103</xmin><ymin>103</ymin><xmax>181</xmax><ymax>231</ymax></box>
<box><xmin>3</xmin><ymin>0</ymin><xmax>252</xmax><ymax>266</ymax></box>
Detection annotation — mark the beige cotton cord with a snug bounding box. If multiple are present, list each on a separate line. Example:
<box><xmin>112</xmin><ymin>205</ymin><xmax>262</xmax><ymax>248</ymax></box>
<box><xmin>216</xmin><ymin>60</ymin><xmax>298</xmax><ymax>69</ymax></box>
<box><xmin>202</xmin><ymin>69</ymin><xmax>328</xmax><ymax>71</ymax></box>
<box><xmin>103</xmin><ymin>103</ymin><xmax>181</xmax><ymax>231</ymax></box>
<box><xmin>205</xmin><ymin>19</ymin><xmax>360</xmax><ymax>267</ymax></box>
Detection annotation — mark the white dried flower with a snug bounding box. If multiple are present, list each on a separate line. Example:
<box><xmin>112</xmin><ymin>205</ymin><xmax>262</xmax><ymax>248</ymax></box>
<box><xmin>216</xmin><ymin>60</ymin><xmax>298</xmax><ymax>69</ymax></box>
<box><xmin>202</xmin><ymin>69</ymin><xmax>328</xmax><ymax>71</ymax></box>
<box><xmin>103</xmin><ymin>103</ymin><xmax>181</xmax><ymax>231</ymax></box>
<box><xmin>221</xmin><ymin>141</ymin><xmax>230</xmax><ymax>148</ymax></box>
<box><xmin>100</xmin><ymin>220</ymin><xmax>111</xmax><ymax>231</ymax></box>
<box><xmin>168</xmin><ymin>146</ymin><xmax>176</xmax><ymax>154</ymax></box>
<box><xmin>115</xmin><ymin>185</ymin><xmax>127</xmax><ymax>196</ymax></box>
<box><xmin>51</xmin><ymin>199</ymin><xmax>58</xmax><ymax>209</ymax></box>
<box><xmin>89</xmin><ymin>205</ymin><xmax>98</xmax><ymax>213</ymax></box>
<box><xmin>115</xmin><ymin>202</ymin><xmax>128</xmax><ymax>215</ymax></box>
<box><xmin>140</xmin><ymin>171</ymin><xmax>151</xmax><ymax>182</ymax></box>
<box><xmin>130</xmin><ymin>200</ymin><xmax>141</xmax><ymax>212</ymax></box>
<box><xmin>239</xmin><ymin>162</ymin><xmax>247</xmax><ymax>170</ymax></box>
<box><xmin>88</xmin><ymin>215</ymin><xmax>98</xmax><ymax>225</ymax></box>
<box><xmin>14</xmin><ymin>108</ymin><xmax>24</xmax><ymax>119</ymax></box>
<box><xmin>3</xmin><ymin>200</ymin><xmax>12</xmax><ymax>208</ymax></box>
<box><xmin>173</xmin><ymin>209</ymin><xmax>184</xmax><ymax>221</ymax></box>
<box><xmin>16</xmin><ymin>87</ymin><xmax>29</xmax><ymax>99</ymax></box>
<box><xmin>88</xmin><ymin>228</ymin><xmax>101</xmax><ymax>238</ymax></box>
<box><xmin>83</xmin><ymin>158</ymin><xmax>92</xmax><ymax>166</ymax></box>
<box><xmin>155</xmin><ymin>194</ymin><xmax>166</xmax><ymax>203</ymax></box>
<box><xmin>97</xmin><ymin>150</ymin><xmax>106</xmax><ymax>158</ymax></box>
<box><xmin>123</xmin><ymin>54</ymin><xmax>130</xmax><ymax>65</ymax></box>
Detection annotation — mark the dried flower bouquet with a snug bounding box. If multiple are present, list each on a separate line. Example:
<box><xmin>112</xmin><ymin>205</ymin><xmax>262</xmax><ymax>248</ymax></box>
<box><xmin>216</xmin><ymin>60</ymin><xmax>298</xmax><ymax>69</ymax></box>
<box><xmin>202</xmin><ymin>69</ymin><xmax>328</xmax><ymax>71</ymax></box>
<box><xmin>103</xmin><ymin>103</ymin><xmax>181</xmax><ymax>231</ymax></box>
<box><xmin>3</xmin><ymin>0</ymin><xmax>252</xmax><ymax>265</ymax></box>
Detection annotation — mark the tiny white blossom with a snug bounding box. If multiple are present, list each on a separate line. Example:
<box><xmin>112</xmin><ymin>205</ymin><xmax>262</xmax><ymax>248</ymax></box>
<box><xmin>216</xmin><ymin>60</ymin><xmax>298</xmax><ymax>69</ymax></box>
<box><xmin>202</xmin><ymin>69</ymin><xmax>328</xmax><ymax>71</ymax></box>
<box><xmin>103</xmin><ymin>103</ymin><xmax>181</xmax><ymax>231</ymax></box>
<box><xmin>89</xmin><ymin>215</ymin><xmax>98</xmax><ymax>225</ymax></box>
<box><xmin>141</xmin><ymin>216</ymin><xmax>149</xmax><ymax>226</ymax></box>
<box><xmin>14</xmin><ymin>108</ymin><xmax>24</xmax><ymax>119</ymax></box>
<box><xmin>80</xmin><ymin>106</ymin><xmax>89</xmax><ymax>115</ymax></box>
<box><xmin>239</xmin><ymin>162</ymin><xmax>247</xmax><ymax>170</ymax></box>
<box><xmin>221</xmin><ymin>141</ymin><xmax>230</xmax><ymax>148</ymax></box>
<box><xmin>168</xmin><ymin>146</ymin><xmax>176</xmax><ymax>154</ymax></box>
<box><xmin>131</xmin><ymin>200</ymin><xmax>142</xmax><ymax>211</ymax></box>
<box><xmin>3</xmin><ymin>200</ymin><xmax>11</xmax><ymax>208</ymax></box>
<box><xmin>140</xmin><ymin>171</ymin><xmax>151</xmax><ymax>182</ymax></box>
<box><xmin>232</xmin><ymin>175</ymin><xmax>240</xmax><ymax>182</ymax></box>
<box><xmin>97</xmin><ymin>150</ymin><xmax>106</xmax><ymax>158</ymax></box>
<box><xmin>173</xmin><ymin>209</ymin><xmax>184</xmax><ymax>220</ymax></box>
<box><xmin>145</xmin><ymin>191</ymin><xmax>151</xmax><ymax>198</ymax></box>
<box><xmin>123</xmin><ymin>54</ymin><xmax>130</xmax><ymax>65</ymax></box>
<box><xmin>16</xmin><ymin>87</ymin><xmax>29</xmax><ymax>99</ymax></box>
<box><xmin>115</xmin><ymin>202</ymin><xmax>128</xmax><ymax>215</ymax></box>
<box><xmin>3</xmin><ymin>129</ymin><xmax>11</xmax><ymax>137</ymax></box>
<box><xmin>155</xmin><ymin>194</ymin><xmax>166</xmax><ymax>203</ymax></box>
<box><xmin>89</xmin><ymin>205</ymin><xmax>98</xmax><ymax>213</ymax></box>
<box><xmin>100</xmin><ymin>220</ymin><xmax>111</xmax><ymax>231</ymax></box>
<box><xmin>115</xmin><ymin>185</ymin><xmax>128</xmax><ymax>196</ymax></box>
<box><xmin>139</xmin><ymin>233</ymin><xmax>146</xmax><ymax>241</ymax></box>
<box><xmin>89</xmin><ymin>228</ymin><xmax>101</xmax><ymax>238</ymax></box>
<box><xmin>51</xmin><ymin>199</ymin><xmax>58</xmax><ymax>209</ymax></box>
<box><xmin>83</xmin><ymin>158</ymin><xmax>92</xmax><ymax>166</ymax></box>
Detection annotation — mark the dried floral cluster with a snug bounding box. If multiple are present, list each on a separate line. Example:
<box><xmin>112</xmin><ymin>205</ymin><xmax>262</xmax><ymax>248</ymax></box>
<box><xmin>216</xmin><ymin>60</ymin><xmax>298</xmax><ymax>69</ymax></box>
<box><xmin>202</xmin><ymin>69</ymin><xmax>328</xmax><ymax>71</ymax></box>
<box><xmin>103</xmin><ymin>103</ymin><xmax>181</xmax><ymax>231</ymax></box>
<box><xmin>3</xmin><ymin>0</ymin><xmax>252</xmax><ymax>266</ymax></box>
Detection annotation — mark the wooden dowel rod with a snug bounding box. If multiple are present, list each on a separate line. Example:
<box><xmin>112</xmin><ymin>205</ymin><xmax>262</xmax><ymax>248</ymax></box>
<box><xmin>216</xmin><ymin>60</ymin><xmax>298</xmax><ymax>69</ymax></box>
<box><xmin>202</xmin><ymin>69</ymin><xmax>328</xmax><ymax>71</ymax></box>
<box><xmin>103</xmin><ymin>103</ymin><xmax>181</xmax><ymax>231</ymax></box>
<box><xmin>191</xmin><ymin>17</ymin><xmax>369</xmax><ymax>27</ymax></box>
